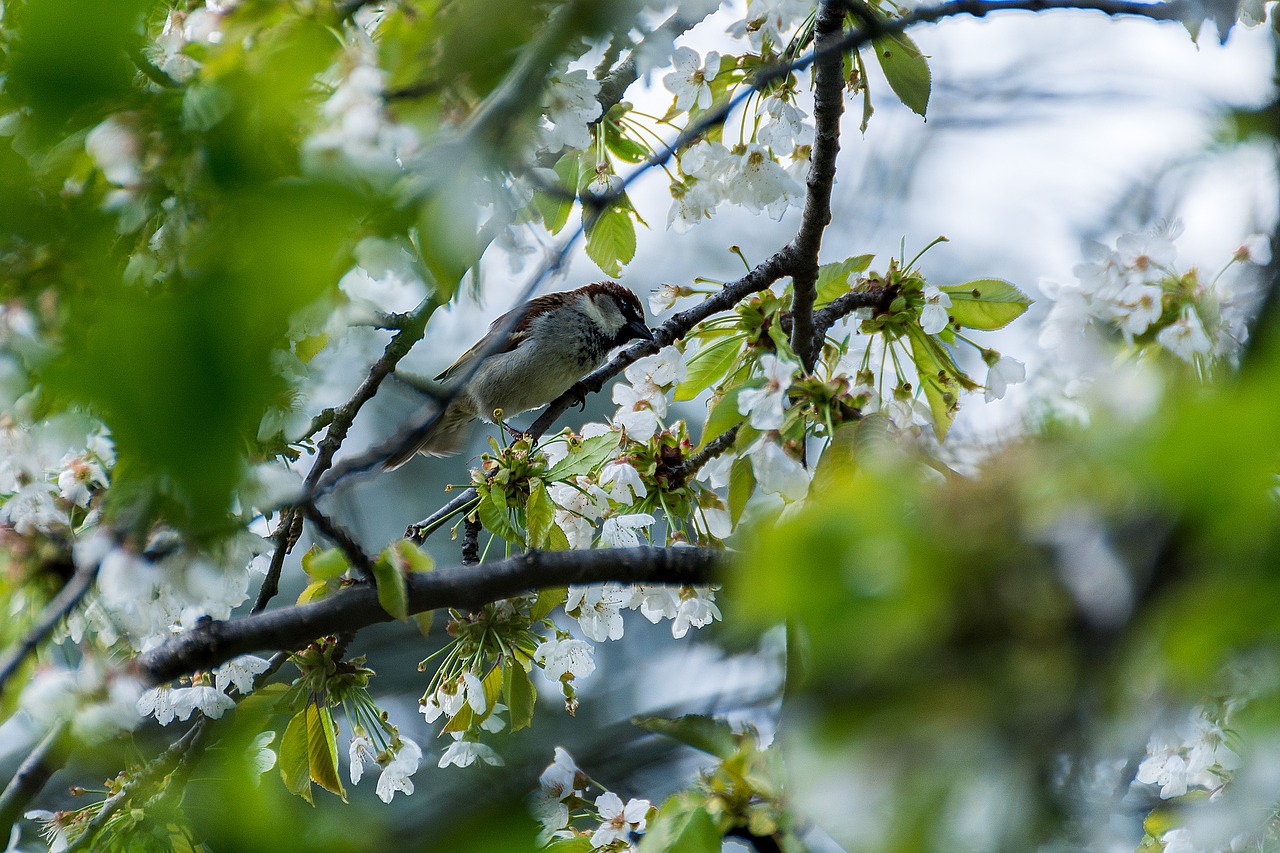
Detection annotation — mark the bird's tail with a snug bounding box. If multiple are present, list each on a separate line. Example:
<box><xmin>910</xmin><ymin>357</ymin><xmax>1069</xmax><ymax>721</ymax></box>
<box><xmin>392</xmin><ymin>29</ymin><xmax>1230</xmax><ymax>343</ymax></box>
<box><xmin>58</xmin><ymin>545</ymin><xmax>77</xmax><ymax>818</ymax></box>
<box><xmin>383</xmin><ymin>398</ymin><xmax>477</xmax><ymax>469</ymax></box>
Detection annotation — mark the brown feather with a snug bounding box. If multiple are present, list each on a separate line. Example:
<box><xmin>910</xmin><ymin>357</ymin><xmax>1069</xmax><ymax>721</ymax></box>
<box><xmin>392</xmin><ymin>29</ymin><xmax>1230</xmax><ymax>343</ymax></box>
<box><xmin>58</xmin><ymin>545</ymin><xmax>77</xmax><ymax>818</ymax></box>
<box><xmin>433</xmin><ymin>292</ymin><xmax>576</xmax><ymax>382</ymax></box>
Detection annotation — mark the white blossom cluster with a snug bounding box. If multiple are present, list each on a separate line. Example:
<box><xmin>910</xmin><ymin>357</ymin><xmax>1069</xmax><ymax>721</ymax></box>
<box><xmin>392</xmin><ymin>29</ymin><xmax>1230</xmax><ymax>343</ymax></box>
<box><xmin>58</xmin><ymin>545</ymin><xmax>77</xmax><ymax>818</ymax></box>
<box><xmin>1134</xmin><ymin>707</ymin><xmax>1241</xmax><ymax>801</ymax></box>
<box><xmin>528</xmin><ymin>748</ymin><xmax>652</xmax><ymax>849</ymax></box>
<box><xmin>303</xmin><ymin>39</ymin><xmax>421</xmax><ymax>184</ymax></box>
<box><xmin>0</xmin><ymin>419</ymin><xmax>112</xmax><ymax>537</ymax></box>
<box><xmin>1040</xmin><ymin>221</ymin><xmax>1267</xmax><ymax>366</ymax></box>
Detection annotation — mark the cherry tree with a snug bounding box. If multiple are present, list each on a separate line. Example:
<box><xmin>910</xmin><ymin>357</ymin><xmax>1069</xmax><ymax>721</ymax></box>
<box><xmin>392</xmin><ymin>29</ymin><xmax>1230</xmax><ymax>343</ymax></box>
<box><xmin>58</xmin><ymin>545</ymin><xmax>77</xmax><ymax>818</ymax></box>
<box><xmin>0</xmin><ymin>0</ymin><xmax>1276</xmax><ymax>851</ymax></box>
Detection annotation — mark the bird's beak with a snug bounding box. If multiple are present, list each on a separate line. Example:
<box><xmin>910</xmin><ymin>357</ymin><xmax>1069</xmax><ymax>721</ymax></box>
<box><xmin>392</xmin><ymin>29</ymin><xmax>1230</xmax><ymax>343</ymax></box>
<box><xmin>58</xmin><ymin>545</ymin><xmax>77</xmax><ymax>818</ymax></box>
<box><xmin>627</xmin><ymin>319</ymin><xmax>655</xmax><ymax>342</ymax></box>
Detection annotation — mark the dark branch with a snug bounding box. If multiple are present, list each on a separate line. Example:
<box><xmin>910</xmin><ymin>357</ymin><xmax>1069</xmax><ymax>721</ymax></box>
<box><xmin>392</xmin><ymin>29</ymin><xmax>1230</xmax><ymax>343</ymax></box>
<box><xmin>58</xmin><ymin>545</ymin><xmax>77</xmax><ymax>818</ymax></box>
<box><xmin>788</xmin><ymin>0</ymin><xmax>847</xmax><ymax>372</ymax></box>
<box><xmin>137</xmin><ymin>547</ymin><xmax>721</xmax><ymax>686</ymax></box>
<box><xmin>407</xmin><ymin>489</ymin><xmax>481</xmax><ymax>543</ymax></box>
<box><xmin>0</xmin><ymin>561</ymin><xmax>99</xmax><ymax>699</ymax></box>
<box><xmin>673</xmin><ymin>426</ymin><xmax>741</xmax><ymax>487</ymax></box>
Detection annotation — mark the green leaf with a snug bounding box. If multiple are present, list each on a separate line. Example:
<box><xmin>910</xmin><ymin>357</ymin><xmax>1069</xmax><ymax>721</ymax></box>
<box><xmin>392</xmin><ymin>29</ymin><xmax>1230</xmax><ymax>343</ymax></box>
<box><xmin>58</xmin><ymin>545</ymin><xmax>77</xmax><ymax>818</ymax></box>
<box><xmin>675</xmin><ymin>336</ymin><xmax>744</xmax><ymax>402</ymax></box>
<box><xmin>873</xmin><ymin>31</ymin><xmax>930</xmax><ymax>117</ymax></box>
<box><xmin>279</xmin><ymin>709</ymin><xmax>313</xmax><ymax>804</ymax></box>
<box><xmin>371</xmin><ymin>553</ymin><xmax>409</xmax><ymax>622</ymax></box>
<box><xmin>504</xmin><ymin>663</ymin><xmax>537</xmax><ymax>732</ymax></box>
<box><xmin>534</xmin><ymin>153</ymin><xmax>579</xmax><ymax>236</ymax></box>
<box><xmin>546</xmin><ymin>839</ymin><xmax>595</xmax><ymax>853</ymax></box>
<box><xmin>729</xmin><ymin>455</ymin><xmax>756</xmax><ymax>526</ymax></box>
<box><xmin>638</xmin><ymin>800</ymin><xmax>721</xmax><ymax>853</ymax></box>
<box><xmin>584</xmin><ymin>206</ymin><xmax>637</xmax><ymax>277</ymax></box>
<box><xmin>699</xmin><ymin>387</ymin><xmax>748</xmax><ymax>450</ymax></box>
<box><xmin>815</xmin><ymin>254</ymin><xmax>875</xmax><ymax>306</ymax></box>
<box><xmin>526</xmin><ymin>478</ymin><xmax>555</xmax><ymax>549</ymax></box>
<box><xmin>389</xmin><ymin>540</ymin><xmax>434</xmax><ymax>635</ymax></box>
<box><xmin>181</xmin><ymin>84</ymin><xmax>233</xmax><ymax>132</ymax></box>
<box><xmin>546</xmin><ymin>433</ymin><xmax>622</xmax><ymax>480</ymax></box>
<box><xmin>633</xmin><ymin>714</ymin><xmax>736</xmax><ymax>759</ymax></box>
<box><xmin>478</xmin><ymin>492</ymin><xmax>522</xmax><ymax>545</ymax></box>
<box><xmin>301</xmin><ymin>545</ymin><xmax>348</xmax><ymax>580</ymax></box>
<box><xmin>938</xmin><ymin>279</ymin><xmax>1034</xmax><ymax>331</ymax></box>
<box><xmin>307</xmin><ymin>704</ymin><xmax>346</xmax><ymax>802</ymax></box>
<box><xmin>531</xmin><ymin>586</ymin><xmax>567</xmax><ymax>621</ymax></box>
<box><xmin>906</xmin><ymin>326</ymin><xmax>960</xmax><ymax>441</ymax></box>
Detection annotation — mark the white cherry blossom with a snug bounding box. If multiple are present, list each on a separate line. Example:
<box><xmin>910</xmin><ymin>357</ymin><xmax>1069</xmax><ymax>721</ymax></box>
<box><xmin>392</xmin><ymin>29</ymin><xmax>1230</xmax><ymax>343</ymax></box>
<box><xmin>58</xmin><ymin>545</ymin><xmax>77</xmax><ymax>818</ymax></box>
<box><xmin>737</xmin><ymin>354</ymin><xmax>797</xmax><ymax>430</ymax></box>
<box><xmin>728</xmin><ymin>143</ymin><xmax>804</xmax><ymax>219</ymax></box>
<box><xmin>214</xmin><ymin>654</ymin><xmax>271</xmax><ymax>694</ymax></box>
<box><xmin>438</xmin><ymin>733</ymin><xmax>504</xmax><ymax>768</ymax></box>
<box><xmin>529</xmin><ymin>748</ymin><xmax>583</xmax><ymax>838</ymax></box>
<box><xmin>1156</xmin><ymin>308</ymin><xmax>1213</xmax><ymax>363</ymax></box>
<box><xmin>591</xmin><ymin>792</ymin><xmax>650</xmax><ymax>847</ymax></box>
<box><xmin>919</xmin><ymin>286</ymin><xmax>952</xmax><ymax>335</ymax></box>
<box><xmin>663</xmin><ymin>47</ymin><xmax>720</xmax><ymax>111</ymax></box>
<box><xmin>983</xmin><ymin>355</ymin><xmax>1026</xmax><ymax>403</ymax></box>
<box><xmin>672</xmin><ymin>587</ymin><xmax>722</xmax><ymax>638</ymax></box>
<box><xmin>535</xmin><ymin>637</ymin><xmax>596</xmax><ymax>682</ymax></box>
<box><xmin>598</xmin><ymin>460</ymin><xmax>647</xmax><ymax>504</ymax></box>
<box><xmin>567</xmin><ymin>585</ymin><xmax>626</xmax><ymax>641</ymax></box>
<box><xmin>376</xmin><ymin>738</ymin><xmax>422</xmax><ymax>802</ymax></box>
<box><xmin>747</xmin><ymin>437</ymin><xmax>809</xmax><ymax>501</ymax></box>
<box><xmin>169</xmin><ymin>685</ymin><xmax>235</xmax><ymax>721</ymax></box>
<box><xmin>542</xmin><ymin>69</ymin><xmax>602</xmax><ymax>152</ymax></box>
<box><xmin>602</xmin><ymin>512</ymin><xmax>655</xmax><ymax>549</ymax></box>
<box><xmin>1114</xmin><ymin>282</ymin><xmax>1165</xmax><ymax>337</ymax></box>
<box><xmin>349</xmin><ymin>731</ymin><xmax>378</xmax><ymax>784</ymax></box>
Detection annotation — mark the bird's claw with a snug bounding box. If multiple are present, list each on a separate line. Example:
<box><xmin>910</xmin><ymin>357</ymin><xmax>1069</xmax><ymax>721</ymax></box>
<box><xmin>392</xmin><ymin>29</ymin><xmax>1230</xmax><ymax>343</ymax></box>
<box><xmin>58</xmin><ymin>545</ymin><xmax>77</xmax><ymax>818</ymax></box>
<box><xmin>568</xmin><ymin>380</ymin><xmax>589</xmax><ymax>412</ymax></box>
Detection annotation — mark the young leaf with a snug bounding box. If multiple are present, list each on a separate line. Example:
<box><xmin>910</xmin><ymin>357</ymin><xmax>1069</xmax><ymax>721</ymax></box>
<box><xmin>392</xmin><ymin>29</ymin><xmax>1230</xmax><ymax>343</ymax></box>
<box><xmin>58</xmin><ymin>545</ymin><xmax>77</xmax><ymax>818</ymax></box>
<box><xmin>938</xmin><ymin>279</ymin><xmax>1034</xmax><ymax>330</ymax></box>
<box><xmin>526</xmin><ymin>478</ymin><xmax>555</xmax><ymax>549</ymax></box>
<box><xmin>531</xmin><ymin>586</ymin><xmax>568</xmax><ymax>621</ymax></box>
<box><xmin>301</xmin><ymin>545</ymin><xmax>348</xmax><ymax>580</ymax></box>
<box><xmin>504</xmin><ymin>663</ymin><xmax>537</xmax><ymax>732</ymax></box>
<box><xmin>371</xmin><ymin>553</ymin><xmax>409</xmax><ymax>622</ymax></box>
<box><xmin>637</xmin><ymin>799</ymin><xmax>722</xmax><ymax>853</ymax></box>
<box><xmin>388</xmin><ymin>540</ymin><xmax>434</xmax><ymax>636</ymax></box>
<box><xmin>814</xmin><ymin>254</ymin><xmax>875</xmax><ymax>306</ymax></box>
<box><xmin>546</xmin><ymin>433</ymin><xmax>622</xmax><ymax>480</ymax></box>
<box><xmin>534</xmin><ymin>152</ymin><xmax>579</xmax><ymax>236</ymax></box>
<box><xmin>307</xmin><ymin>704</ymin><xmax>346</xmax><ymax>802</ymax></box>
<box><xmin>699</xmin><ymin>387</ymin><xmax>747</xmax><ymax>450</ymax></box>
<box><xmin>675</xmin><ymin>336</ymin><xmax>743</xmax><ymax>402</ymax></box>
<box><xmin>873</xmin><ymin>31</ymin><xmax>930</xmax><ymax>117</ymax></box>
<box><xmin>296</xmin><ymin>579</ymin><xmax>330</xmax><ymax>606</ymax></box>
<box><xmin>477</xmin><ymin>491</ymin><xmax>523</xmax><ymax>544</ymax></box>
<box><xmin>906</xmin><ymin>326</ymin><xmax>960</xmax><ymax>440</ymax></box>
<box><xmin>633</xmin><ymin>714</ymin><xmax>736</xmax><ymax>759</ymax></box>
<box><xmin>585</xmin><ymin>206</ymin><xmax>637</xmax><ymax>277</ymax></box>
<box><xmin>279</xmin><ymin>709</ymin><xmax>313</xmax><ymax>804</ymax></box>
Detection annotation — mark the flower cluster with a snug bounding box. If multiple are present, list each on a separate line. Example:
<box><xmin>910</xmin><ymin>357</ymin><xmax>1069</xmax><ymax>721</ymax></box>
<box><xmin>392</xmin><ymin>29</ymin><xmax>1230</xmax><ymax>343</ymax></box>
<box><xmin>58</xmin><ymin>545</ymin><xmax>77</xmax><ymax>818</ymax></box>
<box><xmin>1040</xmin><ymin>221</ymin><xmax>1265</xmax><ymax>368</ymax></box>
<box><xmin>1134</xmin><ymin>706</ymin><xmax>1241</xmax><ymax>800</ymax></box>
<box><xmin>528</xmin><ymin>748</ymin><xmax>652</xmax><ymax>850</ymax></box>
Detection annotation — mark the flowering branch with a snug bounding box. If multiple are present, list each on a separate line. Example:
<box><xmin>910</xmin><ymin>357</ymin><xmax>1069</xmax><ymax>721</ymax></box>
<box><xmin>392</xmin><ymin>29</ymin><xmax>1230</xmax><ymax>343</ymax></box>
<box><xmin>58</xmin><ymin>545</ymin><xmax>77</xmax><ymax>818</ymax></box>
<box><xmin>0</xmin><ymin>561</ymin><xmax>99</xmax><ymax>700</ymax></box>
<box><xmin>788</xmin><ymin>0</ymin><xmax>848</xmax><ymax>372</ymax></box>
<box><xmin>137</xmin><ymin>546</ymin><xmax>720</xmax><ymax>686</ymax></box>
<box><xmin>253</xmin><ymin>299</ymin><xmax>436</xmax><ymax>612</ymax></box>
<box><xmin>62</xmin><ymin>720</ymin><xmax>209</xmax><ymax>853</ymax></box>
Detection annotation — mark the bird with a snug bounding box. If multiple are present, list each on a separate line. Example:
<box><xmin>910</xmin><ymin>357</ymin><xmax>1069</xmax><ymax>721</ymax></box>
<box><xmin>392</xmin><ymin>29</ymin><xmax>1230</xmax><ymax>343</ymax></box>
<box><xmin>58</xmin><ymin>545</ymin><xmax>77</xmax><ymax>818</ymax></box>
<box><xmin>386</xmin><ymin>281</ymin><xmax>654</xmax><ymax>466</ymax></box>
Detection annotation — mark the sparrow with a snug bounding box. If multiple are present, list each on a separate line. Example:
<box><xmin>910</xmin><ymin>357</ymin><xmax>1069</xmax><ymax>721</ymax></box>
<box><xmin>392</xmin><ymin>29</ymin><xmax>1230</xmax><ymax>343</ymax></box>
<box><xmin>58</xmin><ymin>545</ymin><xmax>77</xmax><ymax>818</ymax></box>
<box><xmin>386</xmin><ymin>281</ymin><xmax>654</xmax><ymax>466</ymax></box>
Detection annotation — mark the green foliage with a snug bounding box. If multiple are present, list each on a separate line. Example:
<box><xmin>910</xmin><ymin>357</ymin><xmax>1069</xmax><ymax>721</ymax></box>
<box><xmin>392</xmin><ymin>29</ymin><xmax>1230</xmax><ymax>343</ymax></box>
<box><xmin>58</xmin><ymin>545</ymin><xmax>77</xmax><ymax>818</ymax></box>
<box><xmin>584</xmin><ymin>204</ymin><xmax>638</xmax><ymax>277</ymax></box>
<box><xmin>938</xmin><ymin>279</ymin><xmax>1034</xmax><ymax>330</ymax></box>
<box><xmin>873</xmin><ymin>31</ymin><xmax>932</xmax><ymax>117</ymax></box>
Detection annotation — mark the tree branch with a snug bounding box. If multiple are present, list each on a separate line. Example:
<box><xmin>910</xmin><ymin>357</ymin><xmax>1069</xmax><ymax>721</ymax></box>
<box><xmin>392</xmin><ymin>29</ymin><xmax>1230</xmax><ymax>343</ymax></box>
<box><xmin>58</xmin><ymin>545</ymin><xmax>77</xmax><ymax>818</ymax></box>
<box><xmin>0</xmin><ymin>561</ymin><xmax>99</xmax><ymax>700</ymax></box>
<box><xmin>136</xmin><ymin>547</ymin><xmax>721</xmax><ymax>686</ymax></box>
<box><xmin>0</xmin><ymin>723</ymin><xmax>70</xmax><ymax>843</ymax></box>
<box><xmin>788</xmin><ymin>0</ymin><xmax>847</xmax><ymax>372</ymax></box>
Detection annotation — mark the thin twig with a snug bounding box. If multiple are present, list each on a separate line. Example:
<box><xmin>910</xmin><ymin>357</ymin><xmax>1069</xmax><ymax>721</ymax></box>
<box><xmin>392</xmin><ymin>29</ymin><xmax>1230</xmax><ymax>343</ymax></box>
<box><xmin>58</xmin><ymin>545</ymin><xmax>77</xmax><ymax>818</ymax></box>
<box><xmin>0</xmin><ymin>562</ymin><xmax>100</xmax><ymax>699</ymax></box>
<box><xmin>461</xmin><ymin>514</ymin><xmax>481</xmax><ymax>566</ymax></box>
<box><xmin>406</xmin><ymin>490</ymin><xmax>481</xmax><ymax>543</ymax></box>
<box><xmin>673</xmin><ymin>427</ymin><xmax>741</xmax><ymax>487</ymax></box>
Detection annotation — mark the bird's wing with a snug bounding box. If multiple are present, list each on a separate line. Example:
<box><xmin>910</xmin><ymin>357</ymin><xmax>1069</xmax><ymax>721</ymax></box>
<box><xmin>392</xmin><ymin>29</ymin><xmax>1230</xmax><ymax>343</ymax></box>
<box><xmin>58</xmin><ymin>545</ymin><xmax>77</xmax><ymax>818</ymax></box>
<box><xmin>432</xmin><ymin>294</ymin><xmax>567</xmax><ymax>382</ymax></box>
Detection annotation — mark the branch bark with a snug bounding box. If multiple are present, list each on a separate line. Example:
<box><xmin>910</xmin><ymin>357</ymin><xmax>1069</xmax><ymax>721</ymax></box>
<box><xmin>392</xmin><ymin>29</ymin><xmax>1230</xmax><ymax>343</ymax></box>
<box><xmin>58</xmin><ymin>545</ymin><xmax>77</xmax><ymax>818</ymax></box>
<box><xmin>137</xmin><ymin>547</ymin><xmax>721</xmax><ymax>685</ymax></box>
<box><xmin>788</xmin><ymin>0</ymin><xmax>848</xmax><ymax>371</ymax></box>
